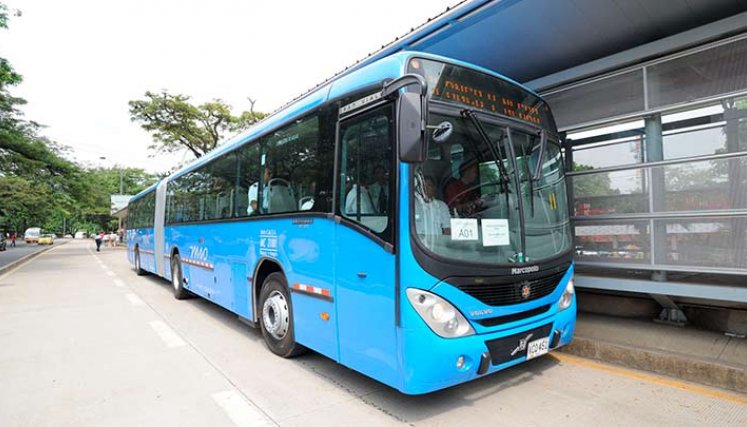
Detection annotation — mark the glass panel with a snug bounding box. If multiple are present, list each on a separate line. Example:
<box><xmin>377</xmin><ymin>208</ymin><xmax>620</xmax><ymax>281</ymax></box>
<box><xmin>574</xmin><ymin>220</ymin><xmax>651</xmax><ymax>264</ymax></box>
<box><xmin>338</xmin><ymin>107</ymin><xmax>394</xmax><ymax>240</ymax></box>
<box><xmin>663</xmin><ymin>126</ymin><xmax>727</xmax><ymax>160</ymax></box>
<box><xmin>414</xmin><ymin>109</ymin><xmax>571</xmax><ymax>264</ymax></box>
<box><xmin>203</xmin><ymin>153</ymin><xmax>237</xmax><ymax>220</ymax></box>
<box><xmin>648</xmin><ymin>38</ymin><xmax>747</xmax><ymax>109</ymax></box>
<box><xmin>544</xmin><ymin>70</ymin><xmax>644</xmax><ymax>129</ymax></box>
<box><xmin>414</xmin><ymin>115</ymin><xmax>523</xmax><ymax>263</ymax></box>
<box><xmin>263</xmin><ymin>114</ymin><xmax>322</xmax><ymax>215</ymax></box>
<box><xmin>573</xmin><ymin>137</ymin><xmax>644</xmax><ymax>169</ymax></box>
<box><xmin>573</xmin><ymin>169</ymin><xmax>648</xmax><ymax>216</ymax></box>
<box><xmin>512</xmin><ymin>132</ymin><xmax>573</xmax><ymax>261</ymax></box>
<box><xmin>658</xmin><ymin>157</ymin><xmax>747</xmax><ymax>211</ymax></box>
<box><xmin>235</xmin><ymin>143</ymin><xmax>260</xmax><ymax>217</ymax></box>
<box><xmin>657</xmin><ymin>217</ymin><xmax>747</xmax><ymax>270</ymax></box>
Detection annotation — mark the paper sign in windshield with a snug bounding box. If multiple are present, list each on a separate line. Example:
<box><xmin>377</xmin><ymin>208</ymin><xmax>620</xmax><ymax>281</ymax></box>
<box><xmin>482</xmin><ymin>219</ymin><xmax>510</xmax><ymax>246</ymax></box>
<box><xmin>451</xmin><ymin>218</ymin><xmax>478</xmax><ymax>241</ymax></box>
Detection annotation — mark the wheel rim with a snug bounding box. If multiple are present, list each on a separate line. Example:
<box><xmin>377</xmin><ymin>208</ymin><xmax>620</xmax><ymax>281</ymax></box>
<box><xmin>172</xmin><ymin>262</ymin><xmax>180</xmax><ymax>291</ymax></box>
<box><xmin>262</xmin><ymin>290</ymin><xmax>289</xmax><ymax>340</ymax></box>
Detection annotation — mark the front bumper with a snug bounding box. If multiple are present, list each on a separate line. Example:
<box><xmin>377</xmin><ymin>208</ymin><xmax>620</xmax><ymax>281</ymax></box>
<box><xmin>397</xmin><ymin>297</ymin><xmax>576</xmax><ymax>395</ymax></box>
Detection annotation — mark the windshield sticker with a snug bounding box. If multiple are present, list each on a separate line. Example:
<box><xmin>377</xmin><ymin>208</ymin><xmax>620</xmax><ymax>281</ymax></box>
<box><xmin>481</xmin><ymin>219</ymin><xmax>510</xmax><ymax>246</ymax></box>
<box><xmin>450</xmin><ymin>218</ymin><xmax>478</xmax><ymax>241</ymax></box>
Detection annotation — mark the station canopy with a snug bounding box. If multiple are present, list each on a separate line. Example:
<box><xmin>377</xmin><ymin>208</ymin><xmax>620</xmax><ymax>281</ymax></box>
<box><xmin>336</xmin><ymin>0</ymin><xmax>747</xmax><ymax>91</ymax></box>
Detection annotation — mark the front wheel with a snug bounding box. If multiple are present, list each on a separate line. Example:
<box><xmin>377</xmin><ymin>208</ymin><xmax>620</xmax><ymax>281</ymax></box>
<box><xmin>170</xmin><ymin>254</ymin><xmax>190</xmax><ymax>300</ymax></box>
<box><xmin>259</xmin><ymin>272</ymin><xmax>306</xmax><ymax>358</ymax></box>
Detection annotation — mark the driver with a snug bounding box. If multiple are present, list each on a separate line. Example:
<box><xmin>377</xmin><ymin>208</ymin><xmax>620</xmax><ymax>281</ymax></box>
<box><xmin>415</xmin><ymin>176</ymin><xmax>452</xmax><ymax>236</ymax></box>
<box><xmin>445</xmin><ymin>161</ymin><xmax>482</xmax><ymax>216</ymax></box>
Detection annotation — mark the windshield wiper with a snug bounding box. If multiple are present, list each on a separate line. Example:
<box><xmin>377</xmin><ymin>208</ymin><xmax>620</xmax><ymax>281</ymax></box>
<box><xmin>525</xmin><ymin>129</ymin><xmax>548</xmax><ymax>217</ymax></box>
<box><xmin>532</xmin><ymin>129</ymin><xmax>547</xmax><ymax>181</ymax></box>
<box><xmin>461</xmin><ymin>109</ymin><xmax>511</xmax><ymax>201</ymax></box>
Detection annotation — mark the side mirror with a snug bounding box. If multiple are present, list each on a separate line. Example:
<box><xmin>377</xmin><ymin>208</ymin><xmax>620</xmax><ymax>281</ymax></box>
<box><xmin>398</xmin><ymin>92</ymin><xmax>426</xmax><ymax>163</ymax></box>
<box><xmin>382</xmin><ymin>74</ymin><xmax>428</xmax><ymax>163</ymax></box>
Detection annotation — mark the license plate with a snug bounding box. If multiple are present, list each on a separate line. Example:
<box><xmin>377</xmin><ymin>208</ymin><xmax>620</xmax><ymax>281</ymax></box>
<box><xmin>526</xmin><ymin>337</ymin><xmax>549</xmax><ymax>360</ymax></box>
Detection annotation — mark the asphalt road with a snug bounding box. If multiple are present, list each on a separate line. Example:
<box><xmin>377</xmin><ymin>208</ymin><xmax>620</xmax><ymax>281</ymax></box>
<box><xmin>0</xmin><ymin>240</ymin><xmax>745</xmax><ymax>426</ymax></box>
<box><xmin>0</xmin><ymin>240</ymin><xmax>55</xmax><ymax>270</ymax></box>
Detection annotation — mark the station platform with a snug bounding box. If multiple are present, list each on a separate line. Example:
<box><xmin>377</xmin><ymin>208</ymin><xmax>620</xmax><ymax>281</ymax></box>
<box><xmin>562</xmin><ymin>312</ymin><xmax>747</xmax><ymax>394</ymax></box>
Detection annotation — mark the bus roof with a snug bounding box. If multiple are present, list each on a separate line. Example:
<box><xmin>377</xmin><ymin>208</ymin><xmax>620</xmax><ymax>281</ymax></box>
<box><xmin>130</xmin><ymin>51</ymin><xmax>542</xmax><ymax>202</ymax></box>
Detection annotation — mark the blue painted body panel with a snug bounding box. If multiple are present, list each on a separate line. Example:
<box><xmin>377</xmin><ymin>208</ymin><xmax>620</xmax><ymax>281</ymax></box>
<box><xmin>126</xmin><ymin>50</ymin><xmax>576</xmax><ymax>394</ymax></box>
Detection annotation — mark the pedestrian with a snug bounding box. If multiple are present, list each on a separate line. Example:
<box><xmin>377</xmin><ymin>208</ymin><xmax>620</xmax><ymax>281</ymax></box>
<box><xmin>10</xmin><ymin>232</ymin><xmax>15</xmax><ymax>247</ymax></box>
<box><xmin>95</xmin><ymin>231</ymin><xmax>103</xmax><ymax>252</ymax></box>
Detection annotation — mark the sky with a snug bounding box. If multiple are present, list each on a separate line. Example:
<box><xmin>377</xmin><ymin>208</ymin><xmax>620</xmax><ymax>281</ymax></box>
<box><xmin>2</xmin><ymin>0</ymin><xmax>458</xmax><ymax>173</ymax></box>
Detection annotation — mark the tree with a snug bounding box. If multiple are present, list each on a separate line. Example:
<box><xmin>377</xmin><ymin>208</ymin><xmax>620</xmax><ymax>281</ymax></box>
<box><xmin>571</xmin><ymin>163</ymin><xmax>616</xmax><ymax>197</ymax></box>
<box><xmin>128</xmin><ymin>91</ymin><xmax>267</xmax><ymax>159</ymax></box>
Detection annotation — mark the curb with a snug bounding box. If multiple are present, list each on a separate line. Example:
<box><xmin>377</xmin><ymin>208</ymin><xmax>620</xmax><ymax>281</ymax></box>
<box><xmin>561</xmin><ymin>336</ymin><xmax>747</xmax><ymax>394</ymax></box>
<box><xmin>0</xmin><ymin>240</ymin><xmax>69</xmax><ymax>277</ymax></box>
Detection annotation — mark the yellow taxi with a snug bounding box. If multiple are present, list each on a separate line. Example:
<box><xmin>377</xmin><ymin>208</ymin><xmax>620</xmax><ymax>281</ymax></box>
<box><xmin>37</xmin><ymin>234</ymin><xmax>55</xmax><ymax>245</ymax></box>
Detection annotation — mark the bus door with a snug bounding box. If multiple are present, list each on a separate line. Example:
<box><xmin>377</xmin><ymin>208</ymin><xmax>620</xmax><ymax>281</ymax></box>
<box><xmin>335</xmin><ymin>104</ymin><xmax>399</xmax><ymax>386</ymax></box>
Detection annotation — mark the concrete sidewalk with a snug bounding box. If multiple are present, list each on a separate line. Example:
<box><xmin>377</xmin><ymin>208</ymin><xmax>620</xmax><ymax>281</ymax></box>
<box><xmin>562</xmin><ymin>312</ymin><xmax>747</xmax><ymax>394</ymax></box>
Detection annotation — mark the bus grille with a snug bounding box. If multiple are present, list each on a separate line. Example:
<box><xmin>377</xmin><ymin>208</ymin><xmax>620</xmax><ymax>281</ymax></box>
<box><xmin>452</xmin><ymin>271</ymin><xmax>565</xmax><ymax>306</ymax></box>
<box><xmin>476</xmin><ymin>305</ymin><xmax>551</xmax><ymax>327</ymax></box>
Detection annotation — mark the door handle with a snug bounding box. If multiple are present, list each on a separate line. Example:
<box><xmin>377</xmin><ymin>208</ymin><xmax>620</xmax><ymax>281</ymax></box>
<box><xmin>357</xmin><ymin>272</ymin><xmax>367</xmax><ymax>278</ymax></box>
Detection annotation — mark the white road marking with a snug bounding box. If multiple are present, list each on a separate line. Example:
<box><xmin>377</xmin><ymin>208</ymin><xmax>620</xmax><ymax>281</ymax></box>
<box><xmin>125</xmin><ymin>293</ymin><xmax>145</xmax><ymax>307</ymax></box>
<box><xmin>149</xmin><ymin>320</ymin><xmax>186</xmax><ymax>348</ymax></box>
<box><xmin>212</xmin><ymin>390</ymin><xmax>275</xmax><ymax>427</ymax></box>
<box><xmin>104</xmin><ymin>270</ymin><xmax>116</xmax><ymax>277</ymax></box>
<box><xmin>113</xmin><ymin>279</ymin><xmax>126</xmax><ymax>288</ymax></box>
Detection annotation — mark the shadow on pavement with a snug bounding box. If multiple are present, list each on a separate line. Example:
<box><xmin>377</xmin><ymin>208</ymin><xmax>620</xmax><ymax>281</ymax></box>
<box><xmin>136</xmin><ymin>269</ymin><xmax>560</xmax><ymax>424</ymax></box>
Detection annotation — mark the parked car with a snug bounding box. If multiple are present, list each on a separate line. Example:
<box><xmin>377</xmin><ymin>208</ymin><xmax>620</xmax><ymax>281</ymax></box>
<box><xmin>37</xmin><ymin>234</ymin><xmax>55</xmax><ymax>245</ymax></box>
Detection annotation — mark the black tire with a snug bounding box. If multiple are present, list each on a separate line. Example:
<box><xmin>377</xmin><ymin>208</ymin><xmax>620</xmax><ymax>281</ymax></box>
<box><xmin>134</xmin><ymin>249</ymin><xmax>146</xmax><ymax>276</ymax></box>
<box><xmin>170</xmin><ymin>254</ymin><xmax>190</xmax><ymax>300</ymax></box>
<box><xmin>259</xmin><ymin>272</ymin><xmax>306</xmax><ymax>358</ymax></box>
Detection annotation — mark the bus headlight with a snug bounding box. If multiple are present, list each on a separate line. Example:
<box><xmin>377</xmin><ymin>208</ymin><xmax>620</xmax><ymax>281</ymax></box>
<box><xmin>558</xmin><ymin>279</ymin><xmax>575</xmax><ymax>311</ymax></box>
<box><xmin>406</xmin><ymin>289</ymin><xmax>475</xmax><ymax>338</ymax></box>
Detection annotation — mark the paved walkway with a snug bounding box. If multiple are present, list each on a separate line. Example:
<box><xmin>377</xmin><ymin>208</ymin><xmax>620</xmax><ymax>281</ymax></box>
<box><xmin>1</xmin><ymin>240</ymin><xmax>745</xmax><ymax>426</ymax></box>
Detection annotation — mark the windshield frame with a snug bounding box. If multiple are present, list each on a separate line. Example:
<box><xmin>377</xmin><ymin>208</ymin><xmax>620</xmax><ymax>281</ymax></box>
<box><xmin>408</xmin><ymin>101</ymin><xmax>573</xmax><ymax>274</ymax></box>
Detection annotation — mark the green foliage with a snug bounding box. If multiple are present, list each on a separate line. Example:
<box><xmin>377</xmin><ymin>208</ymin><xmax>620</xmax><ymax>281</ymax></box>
<box><xmin>0</xmin><ymin>4</ymin><xmax>158</xmax><ymax>234</ymax></box>
<box><xmin>128</xmin><ymin>91</ymin><xmax>267</xmax><ymax>159</ymax></box>
<box><xmin>571</xmin><ymin>163</ymin><xmax>617</xmax><ymax>197</ymax></box>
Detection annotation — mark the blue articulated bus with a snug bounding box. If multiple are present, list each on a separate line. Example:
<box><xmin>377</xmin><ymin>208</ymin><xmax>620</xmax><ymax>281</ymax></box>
<box><xmin>127</xmin><ymin>52</ymin><xmax>576</xmax><ymax>394</ymax></box>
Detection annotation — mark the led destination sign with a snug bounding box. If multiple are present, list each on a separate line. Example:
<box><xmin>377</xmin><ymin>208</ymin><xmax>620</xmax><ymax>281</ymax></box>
<box><xmin>409</xmin><ymin>58</ymin><xmax>555</xmax><ymax>129</ymax></box>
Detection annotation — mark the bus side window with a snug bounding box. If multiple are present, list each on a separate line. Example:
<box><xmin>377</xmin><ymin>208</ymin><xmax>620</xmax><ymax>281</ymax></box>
<box><xmin>337</xmin><ymin>106</ymin><xmax>394</xmax><ymax>242</ymax></box>
<box><xmin>263</xmin><ymin>113</ymin><xmax>327</xmax><ymax>215</ymax></box>
<box><xmin>235</xmin><ymin>142</ymin><xmax>261</xmax><ymax>217</ymax></box>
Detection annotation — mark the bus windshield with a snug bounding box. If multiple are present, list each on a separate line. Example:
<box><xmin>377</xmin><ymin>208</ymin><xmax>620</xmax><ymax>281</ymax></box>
<box><xmin>410</xmin><ymin>60</ymin><xmax>571</xmax><ymax>265</ymax></box>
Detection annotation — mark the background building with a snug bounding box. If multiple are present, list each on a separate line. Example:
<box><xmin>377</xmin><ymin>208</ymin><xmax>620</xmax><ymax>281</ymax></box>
<box><xmin>337</xmin><ymin>0</ymin><xmax>747</xmax><ymax>331</ymax></box>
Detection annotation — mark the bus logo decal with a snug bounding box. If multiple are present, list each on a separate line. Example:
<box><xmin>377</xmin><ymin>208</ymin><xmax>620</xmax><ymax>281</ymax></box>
<box><xmin>510</xmin><ymin>333</ymin><xmax>534</xmax><ymax>356</ymax></box>
<box><xmin>520</xmin><ymin>282</ymin><xmax>531</xmax><ymax>300</ymax></box>
<box><xmin>511</xmin><ymin>265</ymin><xmax>539</xmax><ymax>275</ymax></box>
<box><xmin>340</xmin><ymin>92</ymin><xmax>383</xmax><ymax>115</ymax></box>
<box><xmin>189</xmin><ymin>245</ymin><xmax>209</xmax><ymax>262</ymax></box>
<box><xmin>260</xmin><ymin>229</ymin><xmax>278</xmax><ymax>257</ymax></box>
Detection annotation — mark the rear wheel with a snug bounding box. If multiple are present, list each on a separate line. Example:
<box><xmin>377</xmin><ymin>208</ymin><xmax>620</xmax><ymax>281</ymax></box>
<box><xmin>170</xmin><ymin>254</ymin><xmax>189</xmax><ymax>300</ymax></box>
<box><xmin>134</xmin><ymin>249</ymin><xmax>146</xmax><ymax>276</ymax></box>
<box><xmin>259</xmin><ymin>272</ymin><xmax>306</xmax><ymax>358</ymax></box>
